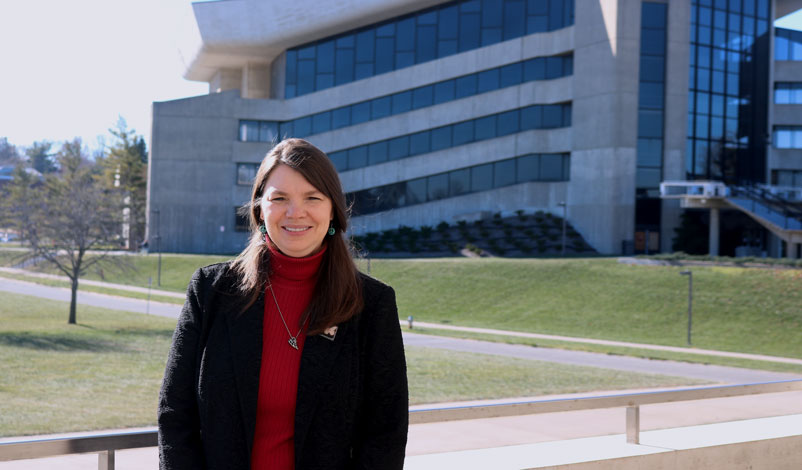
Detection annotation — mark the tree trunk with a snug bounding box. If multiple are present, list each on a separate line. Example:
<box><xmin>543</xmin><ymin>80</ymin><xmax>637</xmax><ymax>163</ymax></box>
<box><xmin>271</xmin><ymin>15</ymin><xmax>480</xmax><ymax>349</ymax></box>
<box><xmin>69</xmin><ymin>277</ymin><xmax>78</xmax><ymax>324</ymax></box>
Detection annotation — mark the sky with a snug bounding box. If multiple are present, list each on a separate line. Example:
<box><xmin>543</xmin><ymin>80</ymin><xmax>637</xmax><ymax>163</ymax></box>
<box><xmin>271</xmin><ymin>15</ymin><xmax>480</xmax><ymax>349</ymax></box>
<box><xmin>1</xmin><ymin>2</ymin><xmax>801</xmax><ymax>155</ymax></box>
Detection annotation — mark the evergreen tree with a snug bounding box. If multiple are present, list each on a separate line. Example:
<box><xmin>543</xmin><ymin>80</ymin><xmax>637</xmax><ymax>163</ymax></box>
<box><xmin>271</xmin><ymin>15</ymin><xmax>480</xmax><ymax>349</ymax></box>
<box><xmin>25</xmin><ymin>140</ymin><xmax>56</xmax><ymax>173</ymax></box>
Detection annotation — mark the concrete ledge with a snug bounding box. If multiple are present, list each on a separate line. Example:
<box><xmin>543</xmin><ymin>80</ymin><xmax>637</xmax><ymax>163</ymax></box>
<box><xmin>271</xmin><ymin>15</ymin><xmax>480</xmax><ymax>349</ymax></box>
<box><xmin>404</xmin><ymin>414</ymin><xmax>802</xmax><ymax>470</ymax></box>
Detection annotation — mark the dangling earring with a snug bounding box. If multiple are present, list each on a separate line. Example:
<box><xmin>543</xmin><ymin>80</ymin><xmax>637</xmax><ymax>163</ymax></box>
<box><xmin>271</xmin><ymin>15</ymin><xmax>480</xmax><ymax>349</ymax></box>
<box><xmin>327</xmin><ymin>224</ymin><xmax>336</xmax><ymax>236</ymax></box>
<box><xmin>258</xmin><ymin>224</ymin><xmax>267</xmax><ymax>234</ymax></box>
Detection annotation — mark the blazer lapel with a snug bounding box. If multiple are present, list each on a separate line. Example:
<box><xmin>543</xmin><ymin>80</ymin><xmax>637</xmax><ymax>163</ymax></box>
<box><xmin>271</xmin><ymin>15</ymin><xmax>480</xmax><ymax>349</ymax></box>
<box><xmin>294</xmin><ymin>319</ymin><xmax>351</xmax><ymax>464</ymax></box>
<box><xmin>226</xmin><ymin>294</ymin><xmax>265</xmax><ymax>457</ymax></box>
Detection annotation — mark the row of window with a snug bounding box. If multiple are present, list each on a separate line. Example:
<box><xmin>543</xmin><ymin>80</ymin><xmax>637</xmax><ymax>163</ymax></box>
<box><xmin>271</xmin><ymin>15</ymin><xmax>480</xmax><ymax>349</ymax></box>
<box><xmin>348</xmin><ymin>153</ymin><xmax>570</xmax><ymax>216</ymax></box>
<box><xmin>689</xmin><ymin>48</ymin><xmax>747</xmax><ymax>96</ymax></box>
<box><xmin>772</xmin><ymin>170</ymin><xmax>802</xmax><ymax>187</ymax></box>
<box><xmin>636</xmin><ymin>2</ymin><xmax>666</xmax><ymax>199</ymax></box>
<box><xmin>776</xmin><ymin>28</ymin><xmax>802</xmax><ymax>61</ymax></box>
<box><xmin>285</xmin><ymin>0</ymin><xmax>575</xmax><ymax>98</ymax></box>
<box><xmin>774</xmin><ymin>126</ymin><xmax>802</xmax><ymax>149</ymax></box>
<box><xmin>328</xmin><ymin>103</ymin><xmax>572</xmax><ymax>172</ymax></box>
<box><xmin>693</xmin><ymin>0</ymin><xmax>769</xmax><ymax>21</ymax></box>
<box><xmin>689</xmin><ymin>92</ymin><xmax>744</xmax><ymax>118</ymax></box>
<box><xmin>775</xmin><ymin>82</ymin><xmax>802</xmax><ymax>105</ymax></box>
<box><xmin>239</xmin><ymin>54</ymin><xmax>574</xmax><ymax>143</ymax></box>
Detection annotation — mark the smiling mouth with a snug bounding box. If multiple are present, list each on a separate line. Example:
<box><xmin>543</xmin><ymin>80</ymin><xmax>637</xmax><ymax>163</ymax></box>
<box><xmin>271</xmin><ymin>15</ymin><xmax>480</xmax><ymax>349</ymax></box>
<box><xmin>283</xmin><ymin>226</ymin><xmax>311</xmax><ymax>232</ymax></box>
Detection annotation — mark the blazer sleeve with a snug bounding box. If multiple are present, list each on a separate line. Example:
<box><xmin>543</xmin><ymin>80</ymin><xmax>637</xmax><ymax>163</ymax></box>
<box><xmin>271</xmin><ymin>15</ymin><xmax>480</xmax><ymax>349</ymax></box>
<box><xmin>353</xmin><ymin>284</ymin><xmax>409</xmax><ymax>469</ymax></box>
<box><xmin>158</xmin><ymin>268</ymin><xmax>207</xmax><ymax>469</ymax></box>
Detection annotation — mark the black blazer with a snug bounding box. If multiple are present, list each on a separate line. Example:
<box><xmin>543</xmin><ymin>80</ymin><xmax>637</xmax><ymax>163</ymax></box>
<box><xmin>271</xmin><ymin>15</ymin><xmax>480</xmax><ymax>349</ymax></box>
<box><xmin>158</xmin><ymin>262</ymin><xmax>408</xmax><ymax>469</ymax></box>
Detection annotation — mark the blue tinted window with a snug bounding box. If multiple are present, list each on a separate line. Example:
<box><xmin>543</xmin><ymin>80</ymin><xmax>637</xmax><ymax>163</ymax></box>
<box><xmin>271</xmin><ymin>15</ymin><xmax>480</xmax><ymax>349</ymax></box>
<box><xmin>524</xmin><ymin>58</ymin><xmax>545</xmax><ymax>80</ymax></box>
<box><xmin>541</xmin><ymin>153</ymin><xmax>563</xmax><ymax>180</ymax></box>
<box><xmin>449</xmin><ymin>168</ymin><xmax>471</xmax><ymax>196</ymax></box>
<box><xmin>312</xmin><ymin>112</ymin><xmax>331</xmax><ymax>134</ymax></box>
<box><xmin>413</xmin><ymin>85</ymin><xmax>434</xmax><ymax>109</ymax></box>
<box><xmin>500</xmin><ymin>63</ymin><xmax>522</xmax><ymax>87</ymax></box>
<box><xmin>397</xmin><ymin>18</ymin><xmax>415</xmax><ymax>51</ymax></box>
<box><xmin>329</xmin><ymin>151</ymin><xmax>348</xmax><ymax>171</ymax></box>
<box><xmin>640</xmin><ymin>56</ymin><xmax>665</xmax><ymax>82</ymax></box>
<box><xmin>517</xmin><ymin>154</ymin><xmax>539</xmax><ymax>182</ymax></box>
<box><xmin>439</xmin><ymin>5</ymin><xmax>458</xmax><ymax>39</ymax></box>
<box><xmin>455</xmin><ymin>74</ymin><xmax>478</xmax><ymax>98</ymax></box>
<box><xmin>392</xmin><ymin>91</ymin><xmax>412</xmax><ymax>114</ymax></box>
<box><xmin>376</xmin><ymin>37</ymin><xmax>394</xmax><ymax>73</ymax></box>
<box><xmin>417</xmin><ymin>25</ymin><xmax>437</xmax><ymax>63</ymax></box>
<box><xmin>428</xmin><ymin>173</ymin><xmax>449</xmax><ymax>201</ymax></box>
<box><xmin>406</xmin><ymin>178</ymin><xmax>427</xmax><ymax>204</ymax></box>
<box><xmin>355</xmin><ymin>30</ymin><xmax>374</xmax><ymax>62</ymax></box>
<box><xmin>294</xmin><ymin>116</ymin><xmax>311</xmax><ymax>137</ymax></box>
<box><xmin>639</xmin><ymin>82</ymin><xmax>664</xmax><ymax>109</ymax></box>
<box><xmin>504</xmin><ymin>0</ymin><xmax>526</xmax><ymax>39</ymax></box>
<box><xmin>372</xmin><ymin>96</ymin><xmax>392</xmax><ymax>119</ymax></box>
<box><xmin>297</xmin><ymin>60</ymin><xmax>315</xmax><ymax>95</ymax></box>
<box><xmin>641</xmin><ymin>29</ymin><xmax>666</xmax><ymax>55</ymax></box>
<box><xmin>351</xmin><ymin>102</ymin><xmax>371</xmax><ymax>125</ymax></box>
<box><xmin>638</xmin><ymin>110</ymin><xmax>664</xmax><ymax>138</ymax></box>
<box><xmin>545</xmin><ymin>57</ymin><xmax>563</xmax><ymax>79</ymax></box>
<box><xmin>521</xmin><ymin>106</ymin><xmax>542</xmax><ymax>130</ymax></box>
<box><xmin>316</xmin><ymin>74</ymin><xmax>334</xmax><ymax>90</ymax></box>
<box><xmin>431</xmin><ymin>126</ymin><xmax>452</xmax><ymax>151</ymax></box>
<box><xmin>497</xmin><ymin>110</ymin><xmax>520</xmax><ymax>135</ymax></box>
<box><xmin>453</xmin><ymin>121</ymin><xmax>474</xmax><ymax>146</ymax></box>
<box><xmin>317</xmin><ymin>41</ymin><xmax>335</xmax><ymax>74</ymax></box>
<box><xmin>335</xmin><ymin>49</ymin><xmax>355</xmax><ymax>84</ymax></box>
<box><xmin>494</xmin><ymin>159</ymin><xmax>516</xmax><ymax>187</ymax></box>
<box><xmin>474</xmin><ymin>115</ymin><xmax>497</xmax><ymax>140</ymax></box>
<box><xmin>368</xmin><ymin>141</ymin><xmax>388</xmax><ymax>165</ymax></box>
<box><xmin>471</xmin><ymin>163</ymin><xmax>493</xmax><ymax>192</ymax></box>
<box><xmin>348</xmin><ymin>146</ymin><xmax>368</xmax><ymax>169</ymax></box>
<box><xmin>388</xmin><ymin>136</ymin><xmax>409</xmax><ymax>160</ymax></box>
<box><xmin>434</xmin><ymin>80</ymin><xmax>456</xmax><ymax>104</ymax></box>
<box><xmin>477</xmin><ymin>68</ymin><xmax>500</xmax><ymax>93</ymax></box>
<box><xmin>409</xmin><ymin>131</ymin><xmax>430</xmax><ymax>155</ymax></box>
<box><xmin>332</xmin><ymin>107</ymin><xmax>351</xmax><ymax>129</ymax></box>
<box><xmin>542</xmin><ymin>105</ymin><xmax>563</xmax><ymax>128</ymax></box>
<box><xmin>459</xmin><ymin>12</ymin><xmax>481</xmax><ymax>51</ymax></box>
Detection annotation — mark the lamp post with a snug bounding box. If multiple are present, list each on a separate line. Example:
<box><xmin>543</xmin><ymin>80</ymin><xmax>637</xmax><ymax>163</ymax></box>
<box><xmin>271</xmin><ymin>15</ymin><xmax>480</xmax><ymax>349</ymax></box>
<box><xmin>151</xmin><ymin>209</ymin><xmax>162</xmax><ymax>287</ymax></box>
<box><xmin>680</xmin><ymin>271</ymin><xmax>693</xmax><ymax>345</ymax></box>
<box><xmin>558</xmin><ymin>201</ymin><xmax>567</xmax><ymax>256</ymax></box>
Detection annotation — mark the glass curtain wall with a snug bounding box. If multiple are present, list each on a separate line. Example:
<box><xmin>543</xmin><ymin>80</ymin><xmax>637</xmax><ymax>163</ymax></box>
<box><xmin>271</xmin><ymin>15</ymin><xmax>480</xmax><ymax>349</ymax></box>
<box><xmin>686</xmin><ymin>0</ymin><xmax>770</xmax><ymax>184</ymax></box>
<box><xmin>635</xmin><ymin>2</ymin><xmax>667</xmax><ymax>254</ymax></box>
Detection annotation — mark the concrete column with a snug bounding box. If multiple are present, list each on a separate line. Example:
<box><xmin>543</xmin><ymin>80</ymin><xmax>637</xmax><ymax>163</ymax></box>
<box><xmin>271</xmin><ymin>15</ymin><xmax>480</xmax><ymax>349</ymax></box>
<box><xmin>709</xmin><ymin>207</ymin><xmax>720</xmax><ymax>256</ymax></box>
<box><xmin>787</xmin><ymin>242</ymin><xmax>800</xmax><ymax>259</ymax></box>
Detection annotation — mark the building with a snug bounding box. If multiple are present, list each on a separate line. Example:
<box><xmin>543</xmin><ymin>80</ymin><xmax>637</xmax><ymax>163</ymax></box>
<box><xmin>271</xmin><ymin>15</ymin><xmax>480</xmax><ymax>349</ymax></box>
<box><xmin>147</xmin><ymin>0</ymin><xmax>802</xmax><ymax>256</ymax></box>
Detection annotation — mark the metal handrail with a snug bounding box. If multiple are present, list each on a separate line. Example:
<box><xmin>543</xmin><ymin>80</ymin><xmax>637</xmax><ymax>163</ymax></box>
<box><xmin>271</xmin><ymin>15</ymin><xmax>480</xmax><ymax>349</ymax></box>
<box><xmin>2</xmin><ymin>380</ymin><xmax>801</xmax><ymax>467</ymax></box>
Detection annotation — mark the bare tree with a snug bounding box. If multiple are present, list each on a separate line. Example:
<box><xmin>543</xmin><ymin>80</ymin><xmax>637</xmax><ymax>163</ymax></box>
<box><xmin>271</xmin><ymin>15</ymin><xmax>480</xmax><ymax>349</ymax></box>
<box><xmin>1</xmin><ymin>138</ymin><xmax>127</xmax><ymax>324</ymax></box>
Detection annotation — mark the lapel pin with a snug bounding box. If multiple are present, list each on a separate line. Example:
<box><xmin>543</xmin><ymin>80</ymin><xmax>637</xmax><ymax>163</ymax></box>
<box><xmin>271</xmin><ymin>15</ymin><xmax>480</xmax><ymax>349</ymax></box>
<box><xmin>320</xmin><ymin>325</ymin><xmax>338</xmax><ymax>341</ymax></box>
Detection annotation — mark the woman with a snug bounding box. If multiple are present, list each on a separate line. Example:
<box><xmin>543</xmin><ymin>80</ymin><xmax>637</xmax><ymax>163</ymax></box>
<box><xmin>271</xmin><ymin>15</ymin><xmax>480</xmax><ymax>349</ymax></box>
<box><xmin>158</xmin><ymin>139</ymin><xmax>408</xmax><ymax>470</ymax></box>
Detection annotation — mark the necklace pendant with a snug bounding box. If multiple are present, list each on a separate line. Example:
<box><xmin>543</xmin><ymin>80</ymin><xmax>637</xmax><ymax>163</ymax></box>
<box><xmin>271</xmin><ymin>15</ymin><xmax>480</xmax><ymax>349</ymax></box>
<box><xmin>288</xmin><ymin>337</ymin><xmax>299</xmax><ymax>350</ymax></box>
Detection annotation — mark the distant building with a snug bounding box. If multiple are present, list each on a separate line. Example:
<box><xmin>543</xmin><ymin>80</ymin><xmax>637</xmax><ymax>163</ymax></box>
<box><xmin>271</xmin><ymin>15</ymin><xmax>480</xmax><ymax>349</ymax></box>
<box><xmin>148</xmin><ymin>0</ymin><xmax>802</xmax><ymax>256</ymax></box>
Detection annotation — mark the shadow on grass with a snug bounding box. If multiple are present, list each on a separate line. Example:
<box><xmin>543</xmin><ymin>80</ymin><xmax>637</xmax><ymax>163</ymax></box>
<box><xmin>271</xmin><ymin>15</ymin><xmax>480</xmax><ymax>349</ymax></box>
<box><xmin>0</xmin><ymin>332</ymin><xmax>122</xmax><ymax>352</ymax></box>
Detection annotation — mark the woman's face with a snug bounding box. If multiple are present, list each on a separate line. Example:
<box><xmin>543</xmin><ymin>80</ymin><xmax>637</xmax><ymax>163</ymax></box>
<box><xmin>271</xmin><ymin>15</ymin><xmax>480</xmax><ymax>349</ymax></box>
<box><xmin>260</xmin><ymin>164</ymin><xmax>333</xmax><ymax>258</ymax></box>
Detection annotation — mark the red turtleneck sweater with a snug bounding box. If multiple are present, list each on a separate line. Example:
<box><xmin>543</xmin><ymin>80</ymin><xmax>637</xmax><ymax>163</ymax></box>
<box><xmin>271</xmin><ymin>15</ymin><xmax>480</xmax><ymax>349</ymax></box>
<box><xmin>250</xmin><ymin>244</ymin><xmax>326</xmax><ymax>470</ymax></box>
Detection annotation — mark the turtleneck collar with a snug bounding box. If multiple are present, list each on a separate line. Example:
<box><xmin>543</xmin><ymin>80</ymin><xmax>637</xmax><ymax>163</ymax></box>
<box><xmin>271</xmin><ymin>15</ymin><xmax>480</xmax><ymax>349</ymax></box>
<box><xmin>267</xmin><ymin>242</ymin><xmax>327</xmax><ymax>284</ymax></box>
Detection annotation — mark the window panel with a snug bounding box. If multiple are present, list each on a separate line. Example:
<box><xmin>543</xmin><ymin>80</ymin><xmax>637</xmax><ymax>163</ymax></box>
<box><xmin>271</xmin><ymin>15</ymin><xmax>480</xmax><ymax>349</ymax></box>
<box><xmin>335</xmin><ymin>48</ymin><xmax>355</xmax><ymax>84</ymax></box>
<box><xmin>636</xmin><ymin>167</ymin><xmax>662</xmax><ymax>189</ymax></box>
<box><xmin>521</xmin><ymin>106</ymin><xmax>542</xmax><ymax>130</ymax></box>
<box><xmin>406</xmin><ymin>178</ymin><xmax>427</xmax><ymax>205</ymax></box>
<box><xmin>638</xmin><ymin>110</ymin><xmax>664</xmax><ymax>138</ymax></box>
<box><xmin>639</xmin><ymin>82</ymin><xmax>664</xmax><ymax>109</ymax></box>
<box><xmin>640</xmin><ymin>56</ymin><xmax>665</xmax><ymax>82</ymax></box>
<box><xmin>497</xmin><ymin>110</ymin><xmax>520</xmax><ymax>135</ymax></box>
<box><xmin>316</xmin><ymin>74</ymin><xmax>334</xmax><ymax>90</ymax></box>
<box><xmin>348</xmin><ymin>146</ymin><xmax>368</xmax><ymax>169</ymax></box>
<box><xmin>371</xmin><ymin>96</ymin><xmax>392</xmax><ymax>120</ymax></box>
<box><xmin>434</xmin><ymin>80</ymin><xmax>456</xmax><ymax>104</ymax></box>
<box><xmin>493</xmin><ymin>159</ymin><xmax>516</xmax><ymax>187</ymax></box>
<box><xmin>439</xmin><ymin>5</ymin><xmax>459</xmax><ymax>39</ymax></box>
<box><xmin>259</xmin><ymin>121</ymin><xmax>278</xmax><ymax>142</ymax></box>
<box><xmin>503</xmin><ymin>0</ymin><xmax>526</xmax><ymax>40</ymax></box>
<box><xmin>294</xmin><ymin>116</ymin><xmax>312</xmax><ymax>137</ymax></box>
<box><xmin>236</xmin><ymin>163</ymin><xmax>257</xmax><ymax>185</ymax></box>
<box><xmin>388</xmin><ymin>136</ymin><xmax>409</xmax><ymax>160</ymax></box>
<box><xmin>517</xmin><ymin>154</ymin><xmax>539</xmax><ymax>182</ymax></box>
<box><xmin>459</xmin><ymin>12</ymin><xmax>481</xmax><ymax>51</ymax></box>
<box><xmin>375</xmin><ymin>37</ymin><xmax>395</xmax><ymax>74</ymax></box>
<box><xmin>455</xmin><ymin>74</ymin><xmax>478</xmax><ymax>98</ymax></box>
<box><xmin>297</xmin><ymin>60</ymin><xmax>316</xmax><ymax>95</ymax></box>
<box><xmin>542</xmin><ymin>105</ymin><xmax>563</xmax><ymax>128</ymax></box>
<box><xmin>316</xmin><ymin>40</ymin><xmax>335</xmax><ymax>74</ymax></box>
<box><xmin>329</xmin><ymin>151</ymin><xmax>348</xmax><ymax>172</ymax></box>
<box><xmin>409</xmin><ymin>131</ymin><xmax>431</xmax><ymax>155</ymax></box>
<box><xmin>637</xmin><ymin>138</ymin><xmax>662</xmax><ymax>167</ymax></box>
<box><xmin>392</xmin><ymin>91</ymin><xmax>412</xmax><ymax>114</ymax></box>
<box><xmin>430</xmin><ymin>126</ymin><xmax>452</xmax><ymax>151</ymax></box>
<box><xmin>332</xmin><ymin>107</ymin><xmax>351</xmax><ymax>129</ymax></box>
<box><xmin>524</xmin><ymin>58</ymin><xmax>545</xmax><ymax>80</ymax></box>
<box><xmin>312</xmin><ymin>112</ymin><xmax>331</xmax><ymax>134</ymax></box>
<box><xmin>540</xmin><ymin>153</ymin><xmax>563</xmax><ymax>180</ymax></box>
<box><xmin>449</xmin><ymin>168</ymin><xmax>471</xmax><ymax>196</ymax></box>
<box><xmin>452</xmin><ymin>121</ymin><xmax>474</xmax><ymax>146</ymax></box>
<box><xmin>413</xmin><ymin>85</ymin><xmax>434</xmax><ymax>109</ymax></box>
<box><xmin>351</xmin><ymin>102</ymin><xmax>371</xmax><ymax>125</ymax></box>
<box><xmin>477</xmin><ymin>68</ymin><xmax>500</xmax><ymax>92</ymax></box>
<box><xmin>545</xmin><ymin>56</ymin><xmax>563</xmax><ymax>79</ymax></box>
<box><xmin>427</xmin><ymin>173</ymin><xmax>449</xmax><ymax>201</ymax></box>
<box><xmin>416</xmin><ymin>25</ymin><xmax>437</xmax><ymax>63</ymax></box>
<box><xmin>368</xmin><ymin>141</ymin><xmax>389</xmax><ymax>165</ymax></box>
<box><xmin>239</xmin><ymin>120</ymin><xmax>259</xmax><ymax>141</ymax></box>
<box><xmin>471</xmin><ymin>163</ymin><xmax>493</xmax><ymax>192</ymax></box>
<box><xmin>474</xmin><ymin>115</ymin><xmax>497</xmax><ymax>140</ymax></box>
<box><xmin>500</xmin><ymin>62</ymin><xmax>522</xmax><ymax>88</ymax></box>
<box><xmin>355</xmin><ymin>30</ymin><xmax>375</xmax><ymax>62</ymax></box>
<box><xmin>396</xmin><ymin>18</ymin><xmax>415</xmax><ymax>51</ymax></box>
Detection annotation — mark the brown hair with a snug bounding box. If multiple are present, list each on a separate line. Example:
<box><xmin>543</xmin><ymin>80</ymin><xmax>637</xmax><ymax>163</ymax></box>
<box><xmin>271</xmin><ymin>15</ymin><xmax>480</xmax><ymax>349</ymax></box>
<box><xmin>231</xmin><ymin>138</ymin><xmax>363</xmax><ymax>334</ymax></box>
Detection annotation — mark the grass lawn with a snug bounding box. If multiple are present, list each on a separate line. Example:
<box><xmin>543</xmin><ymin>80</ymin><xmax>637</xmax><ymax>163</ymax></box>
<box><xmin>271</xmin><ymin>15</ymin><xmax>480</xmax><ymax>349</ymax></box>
<box><xmin>4</xmin><ymin>250</ymin><xmax>801</xmax><ymax>360</ymax></box>
<box><xmin>0</xmin><ymin>291</ymin><xmax>705</xmax><ymax>437</ymax></box>
<box><xmin>361</xmin><ymin>258</ymin><xmax>802</xmax><ymax>359</ymax></box>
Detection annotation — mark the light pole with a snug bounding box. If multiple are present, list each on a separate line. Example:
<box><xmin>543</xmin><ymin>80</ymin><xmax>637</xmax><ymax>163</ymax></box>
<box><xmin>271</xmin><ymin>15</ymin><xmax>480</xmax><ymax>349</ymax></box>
<box><xmin>680</xmin><ymin>270</ymin><xmax>693</xmax><ymax>345</ymax></box>
<box><xmin>151</xmin><ymin>209</ymin><xmax>162</xmax><ymax>287</ymax></box>
<box><xmin>558</xmin><ymin>201</ymin><xmax>567</xmax><ymax>256</ymax></box>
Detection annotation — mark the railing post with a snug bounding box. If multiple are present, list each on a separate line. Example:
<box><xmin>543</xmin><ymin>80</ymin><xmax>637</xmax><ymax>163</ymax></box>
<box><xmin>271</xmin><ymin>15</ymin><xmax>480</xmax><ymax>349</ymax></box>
<box><xmin>98</xmin><ymin>450</ymin><xmax>114</xmax><ymax>470</ymax></box>
<box><xmin>626</xmin><ymin>406</ymin><xmax>640</xmax><ymax>444</ymax></box>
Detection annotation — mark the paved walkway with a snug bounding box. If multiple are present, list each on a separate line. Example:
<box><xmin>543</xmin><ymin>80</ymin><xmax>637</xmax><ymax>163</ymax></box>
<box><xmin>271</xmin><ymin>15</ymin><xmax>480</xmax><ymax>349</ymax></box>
<box><xmin>0</xmin><ymin>267</ymin><xmax>185</xmax><ymax>298</ymax></box>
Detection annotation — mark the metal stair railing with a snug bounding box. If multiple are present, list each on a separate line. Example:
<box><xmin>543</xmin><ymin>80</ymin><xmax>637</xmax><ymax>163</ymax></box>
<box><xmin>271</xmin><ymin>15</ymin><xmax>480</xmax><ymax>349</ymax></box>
<box><xmin>728</xmin><ymin>186</ymin><xmax>802</xmax><ymax>231</ymax></box>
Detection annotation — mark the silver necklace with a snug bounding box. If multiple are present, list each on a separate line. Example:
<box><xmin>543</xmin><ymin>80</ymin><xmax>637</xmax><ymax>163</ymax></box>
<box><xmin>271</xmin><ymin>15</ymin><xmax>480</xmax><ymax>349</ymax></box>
<box><xmin>267</xmin><ymin>282</ymin><xmax>305</xmax><ymax>350</ymax></box>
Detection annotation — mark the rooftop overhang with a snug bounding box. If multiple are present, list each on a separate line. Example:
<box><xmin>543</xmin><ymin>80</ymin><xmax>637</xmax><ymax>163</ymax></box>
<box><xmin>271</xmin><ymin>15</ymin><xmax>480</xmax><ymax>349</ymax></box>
<box><xmin>182</xmin><ymin>0</ymin><xmax>446</xmax><ymax>82</ymax></box>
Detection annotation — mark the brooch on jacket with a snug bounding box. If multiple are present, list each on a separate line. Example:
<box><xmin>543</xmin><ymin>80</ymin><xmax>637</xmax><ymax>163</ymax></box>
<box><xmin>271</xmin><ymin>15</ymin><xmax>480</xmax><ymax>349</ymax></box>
<box><xmin>319</xmin><ymin>325</ymin><xmax>338</xmax><ymax>341</ymax></box>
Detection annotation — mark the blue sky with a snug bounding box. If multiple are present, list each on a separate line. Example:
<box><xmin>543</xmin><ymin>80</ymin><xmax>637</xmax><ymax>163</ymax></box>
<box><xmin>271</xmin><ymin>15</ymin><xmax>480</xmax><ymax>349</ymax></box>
<box><xmin>0</xmin><ymin>2</ymin><xmax>800</xmax><ymax>153</ymax></box>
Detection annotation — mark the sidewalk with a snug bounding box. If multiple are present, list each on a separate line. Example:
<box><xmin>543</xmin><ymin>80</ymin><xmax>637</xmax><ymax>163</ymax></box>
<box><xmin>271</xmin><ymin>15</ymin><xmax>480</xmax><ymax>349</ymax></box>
<box><xmin>0</xmin><ymin>267</ymin><xmax>184</xmax><ymax>298</ymax></box>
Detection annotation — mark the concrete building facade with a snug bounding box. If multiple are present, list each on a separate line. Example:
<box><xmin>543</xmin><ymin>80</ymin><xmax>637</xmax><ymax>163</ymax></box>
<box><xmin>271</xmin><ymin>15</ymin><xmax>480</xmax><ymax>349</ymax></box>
<box><xmin>147</xmin><ymin>0</ymin><xmax>802</xmax><ymax>255</ymax></box>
